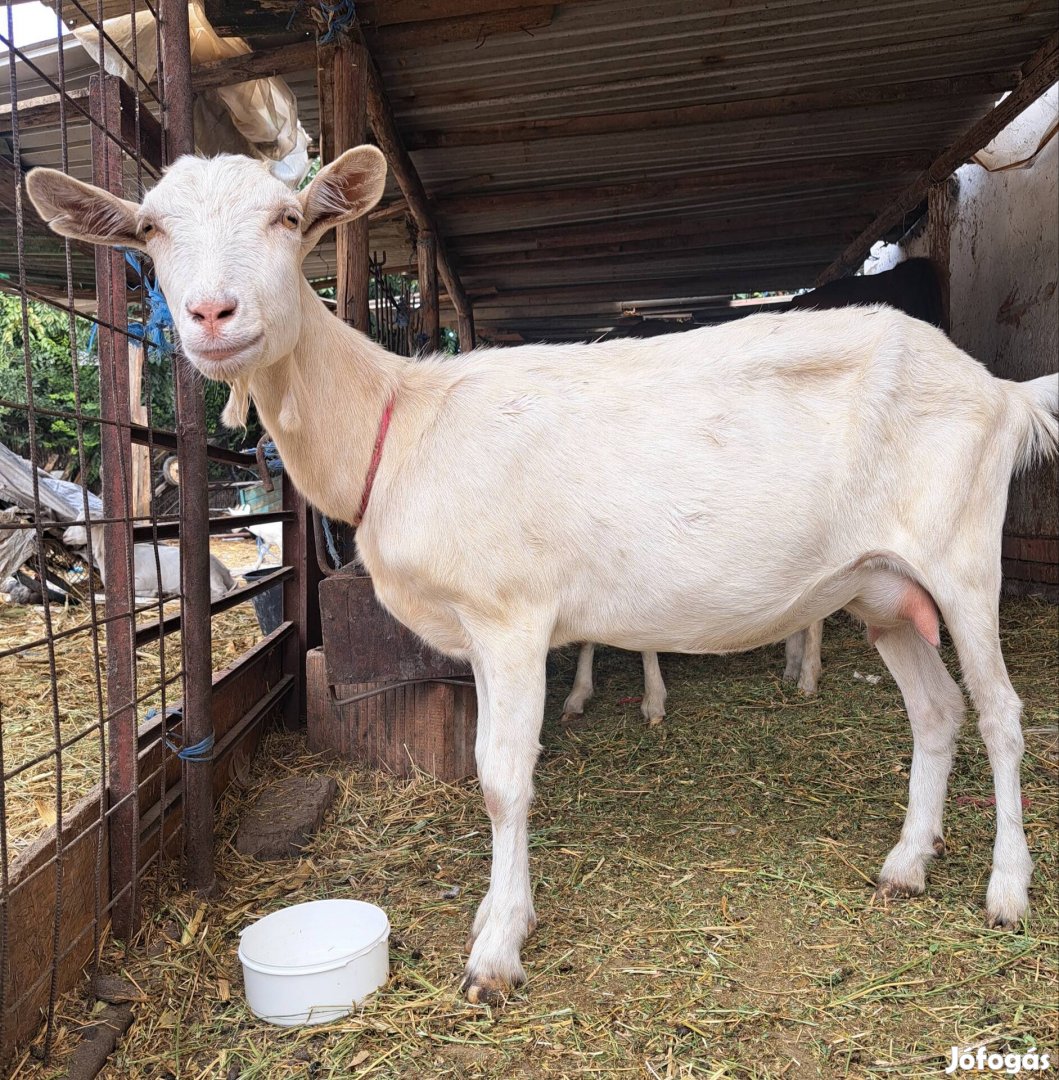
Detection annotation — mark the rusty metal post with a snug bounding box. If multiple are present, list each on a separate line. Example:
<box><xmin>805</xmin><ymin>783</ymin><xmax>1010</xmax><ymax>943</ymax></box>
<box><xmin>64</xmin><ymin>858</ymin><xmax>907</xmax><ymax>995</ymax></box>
<box><xmin>159</xmin><ymin>0</ymin><xmax>215</xmax><ymax>896</ymax></box>
<box><xmin>90</xmin><ymin>74</ymin><xmax>139</xmax><ymax>939</ymax></box>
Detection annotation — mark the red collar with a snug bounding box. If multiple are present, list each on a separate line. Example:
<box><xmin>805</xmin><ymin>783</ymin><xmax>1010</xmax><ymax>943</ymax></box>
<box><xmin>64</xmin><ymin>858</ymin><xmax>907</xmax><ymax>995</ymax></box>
<box><xmin>355</xmin><ymin>393</ymin><xmax>396</xmax><ymax>525</ymax></box>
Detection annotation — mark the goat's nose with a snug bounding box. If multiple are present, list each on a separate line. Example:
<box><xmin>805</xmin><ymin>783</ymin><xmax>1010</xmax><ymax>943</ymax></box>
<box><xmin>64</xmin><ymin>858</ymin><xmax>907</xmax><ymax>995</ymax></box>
<box><xmin>186</xmin><ymin>298</ymin><xmax>238</xmax><ymax>333</ymax></box>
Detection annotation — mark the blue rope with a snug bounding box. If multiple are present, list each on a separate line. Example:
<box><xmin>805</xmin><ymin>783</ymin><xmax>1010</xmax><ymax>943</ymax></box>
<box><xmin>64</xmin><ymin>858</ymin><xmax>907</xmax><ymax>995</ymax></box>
<box><xmin>165</xmin><ymin>732</ymin><xmax>215</xmax><ymax>763</ymax></box>
<box><xmin>259</xmin><ymin>440</ymin><xmax>285</xmax><ymax>475</ymax></box>
<box><xmin>86</xmin><ymin>252</ymin><xmax>174</xmax><ymax>358</ymax></box>
<box><xmin>317</xmin><ymin>0</ymin><xmax>357</xmax><ymax>43</ymax></box>
<box><xmin>125</xmin><ymin>250</ymin><xmax>174</xmax><ymax>355</ymax></box>
<box><xmin>320</xmin><ymin>513</ymin><xmax>341</xmax><ymax>566</ymax></box>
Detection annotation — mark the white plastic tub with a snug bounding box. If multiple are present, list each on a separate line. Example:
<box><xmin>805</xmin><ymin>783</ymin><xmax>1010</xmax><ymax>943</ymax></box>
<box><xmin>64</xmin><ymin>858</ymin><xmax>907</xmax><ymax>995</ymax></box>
<box><xmin>238</xmin><ymin>898</ymin><xmax>390</xmax><ymax>1026</ymax></box>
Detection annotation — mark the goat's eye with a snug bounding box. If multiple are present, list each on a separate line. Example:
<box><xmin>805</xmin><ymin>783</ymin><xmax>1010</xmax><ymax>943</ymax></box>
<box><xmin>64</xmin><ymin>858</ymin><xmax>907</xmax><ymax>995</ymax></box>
<box><xmin>140</xmin><ymin>222</ymin><xmax>155</xmax><ymax>239</ymax></box>
<box><xmin>280</xmin><ymin>211</ymin><xmax>301</xmax><ymax>231</ymax></box>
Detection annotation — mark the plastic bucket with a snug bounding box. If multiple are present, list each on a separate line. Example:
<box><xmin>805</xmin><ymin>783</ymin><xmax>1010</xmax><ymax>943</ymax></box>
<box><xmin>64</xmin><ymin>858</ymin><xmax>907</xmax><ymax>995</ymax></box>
<box><xmin>238</xmin><ymin>899</ymin><xmax>390</xmax><ymax>1026</ymax></box>
<box><xmin>244</xmin><ymin>567</ymin><xmax>282</xmax><ymax>636</ymax></box>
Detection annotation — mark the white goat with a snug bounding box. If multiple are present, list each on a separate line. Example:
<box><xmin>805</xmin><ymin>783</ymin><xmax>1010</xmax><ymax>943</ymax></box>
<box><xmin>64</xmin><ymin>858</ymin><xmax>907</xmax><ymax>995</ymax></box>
<box><xmin>63</xmin><ymin>522</ymin><xmax>235</xmax><ymax>602</ymax></box>
<box><xmin>29</xmin><ymin>149</ymin><xmax>1058</xmax><ymax>1007</ymax></box>
<box><xmin>226</xmin><ymin>504</ymin><xmax>283</xmax><ymax>570</ymax></box>
<box><xmin>563</xmin><ymin>622</ymin><xmax>822</xmax><ymax>726</ymax></box>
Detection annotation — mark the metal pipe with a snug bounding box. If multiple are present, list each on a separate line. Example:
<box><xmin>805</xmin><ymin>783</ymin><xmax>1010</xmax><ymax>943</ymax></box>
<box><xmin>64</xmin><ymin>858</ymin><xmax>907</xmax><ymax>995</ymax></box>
<box><xmin>158</xmin><ymin>0</ymin><xmax>216</xmax><ymax>898</ymax></box>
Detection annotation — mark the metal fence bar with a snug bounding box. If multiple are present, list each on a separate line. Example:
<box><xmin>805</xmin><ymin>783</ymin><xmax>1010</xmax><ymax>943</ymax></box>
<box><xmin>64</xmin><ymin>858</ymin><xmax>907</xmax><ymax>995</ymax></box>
<box><xmin>158</xmin><ymin>0</ymin><xmax>215</xmax><ymax>897</ymax></box>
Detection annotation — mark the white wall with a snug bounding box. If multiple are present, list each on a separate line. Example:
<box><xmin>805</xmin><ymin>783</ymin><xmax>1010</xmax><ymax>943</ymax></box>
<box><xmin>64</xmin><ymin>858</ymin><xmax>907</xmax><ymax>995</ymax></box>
<box><xmin>866</xmin><ymin>86</ymin><xmax>1058</xmax><ymax>595</ymax></box>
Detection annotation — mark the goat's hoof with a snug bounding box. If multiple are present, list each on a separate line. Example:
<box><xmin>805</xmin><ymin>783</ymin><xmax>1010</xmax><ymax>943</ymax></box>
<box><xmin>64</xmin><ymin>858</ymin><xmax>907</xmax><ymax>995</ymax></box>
<box><xmin>874</xmin><ymin>879</ymin><xmax>924</xmax><ymax>902</ymax></box>
<box><xmin>645</xmin><ymin>714</ymin><xmax>665</xmax><ymax>728</ymax></box>
<box><xmin>932</xmin><ymin>836</ymin><xmax>947</xmax><ymax>858</ymax></box>
<box><xmin>984</xmin><ymin>911</ymin><xmax>1023</xmax><ymax>932</ymax></box>
<box><xmin>798</xmin><ymin>680</ymin><xmax>818</xmax><ymax>696</ymax></box>
<box><xmin>559</xmin><ymin>711</ymin><xmax>591</xmax><ymax>733</ymax></box>
<box><xmin>461</xmin><ymin>972</ymin><xmax>519</xmax><ymax>1006</ymax></box>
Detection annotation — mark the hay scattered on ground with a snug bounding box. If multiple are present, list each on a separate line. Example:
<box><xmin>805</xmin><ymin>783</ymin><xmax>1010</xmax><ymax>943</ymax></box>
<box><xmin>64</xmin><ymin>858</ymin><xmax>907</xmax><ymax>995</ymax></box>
<box><xmin>18</xmin><ymin>599</ymin><xmax>1059</xmax><ymax>1078</ymax></box>
<box><xmin>0</xmin><ymin>536</ymin><xmax>265</xmax><ymax>853</ymax></box>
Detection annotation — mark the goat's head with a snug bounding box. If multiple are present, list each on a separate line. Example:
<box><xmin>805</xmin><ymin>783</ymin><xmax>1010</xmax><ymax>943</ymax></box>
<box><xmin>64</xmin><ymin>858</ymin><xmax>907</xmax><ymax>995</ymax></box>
<box><xmin>27</xmin><ymin>147</ymin><xmax>387</xmax><ymax>383</ymax></box>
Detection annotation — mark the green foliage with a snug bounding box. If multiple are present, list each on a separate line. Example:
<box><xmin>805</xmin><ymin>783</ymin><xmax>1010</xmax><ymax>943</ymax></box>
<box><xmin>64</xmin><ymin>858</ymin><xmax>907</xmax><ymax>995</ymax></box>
<box><xmin>0</xmin><ymin>292</ymin><xmax>261</xmax><ymax>487</ymax></box>
<box><xmin>0</xmin><ymin>292</ymin><xmax>101</xmax><ymax>481</ymax></box>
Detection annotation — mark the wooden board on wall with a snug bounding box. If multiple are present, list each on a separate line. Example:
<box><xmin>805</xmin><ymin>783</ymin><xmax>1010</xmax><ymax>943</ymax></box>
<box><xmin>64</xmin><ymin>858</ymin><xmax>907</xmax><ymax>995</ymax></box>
<box><xmin>306</xmin><ymin>647</ymin><xmax>477</xmax><ymax>781</ymax></box>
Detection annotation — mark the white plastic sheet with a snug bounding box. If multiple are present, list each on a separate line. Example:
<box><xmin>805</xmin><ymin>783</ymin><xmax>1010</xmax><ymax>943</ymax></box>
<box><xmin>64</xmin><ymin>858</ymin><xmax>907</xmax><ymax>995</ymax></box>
<box><xmin>73</xmin><ymin>1</ymin><xmax>310</xmax><ymax>186</ymax></box>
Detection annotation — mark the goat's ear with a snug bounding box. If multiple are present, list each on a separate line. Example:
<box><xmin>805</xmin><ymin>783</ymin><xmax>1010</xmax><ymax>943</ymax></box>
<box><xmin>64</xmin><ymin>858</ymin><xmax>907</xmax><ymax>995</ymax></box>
<box><xmin>26</xmin><ymin>168</ymin><xmax>145</xmax><ymax>249</ymax></box>
<box><xmin>299</xmin><ymin>145</ymin><xmax>387</xmax><ymax>248</ymax></box>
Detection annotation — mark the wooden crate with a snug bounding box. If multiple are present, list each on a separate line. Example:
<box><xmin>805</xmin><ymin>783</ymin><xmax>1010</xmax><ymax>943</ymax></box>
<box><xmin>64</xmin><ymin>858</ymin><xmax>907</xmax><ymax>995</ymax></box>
<box><xmin>307</xmin><ymin>648</ymin><xmax>477</xmax><ymax>780</ymax></box>
<box><xmin>312</xmin><ymin>571</ymin><xmax>477</xmax><ymax>781</ymax></box>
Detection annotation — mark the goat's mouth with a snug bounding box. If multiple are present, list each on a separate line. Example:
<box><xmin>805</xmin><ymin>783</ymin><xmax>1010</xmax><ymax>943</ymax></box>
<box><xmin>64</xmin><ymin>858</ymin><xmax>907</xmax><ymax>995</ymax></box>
<box><xmin>189</xmin><ymin>333</ymin><xmax>264</xmax><ymax>365</ymax></box>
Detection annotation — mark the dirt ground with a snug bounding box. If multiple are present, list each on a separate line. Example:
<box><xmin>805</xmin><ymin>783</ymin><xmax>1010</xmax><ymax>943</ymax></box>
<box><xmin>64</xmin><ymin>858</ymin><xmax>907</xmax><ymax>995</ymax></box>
<box><xmin>15</xmin><ymin>598</ymin><xmax>1059</xmax><ymax>1079</ymax></box>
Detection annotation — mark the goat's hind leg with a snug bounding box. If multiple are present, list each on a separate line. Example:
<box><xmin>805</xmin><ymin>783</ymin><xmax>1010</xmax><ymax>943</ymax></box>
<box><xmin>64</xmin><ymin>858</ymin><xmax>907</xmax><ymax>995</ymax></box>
<box><xmin>640</xmin><ymin>651</ymin><xmax>667</xmax><ymax>726</ymax></box>
<box><xmin>561</xmin><ymin>642</ymin><xmax>595</xmax><ymax>722</ymax></box>
<box><xmin>873</xmin><ymin>623</ymin><xmax>964</xmax><ymax>901</ymax></box>
<box><xmin>940</xmin><ymin>589</ymin><xmax>1033</xmax><ymax>928</ymax></box>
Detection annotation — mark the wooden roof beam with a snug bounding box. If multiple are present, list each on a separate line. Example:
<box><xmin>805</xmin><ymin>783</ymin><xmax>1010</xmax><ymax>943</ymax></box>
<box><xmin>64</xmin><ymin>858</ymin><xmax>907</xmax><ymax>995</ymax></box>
<box><xmin>404</xmin><ymin>72</ymin><xmax>1015</xmax><ymax>150</ymax></box>
<box><xmin>817</xmin><ymin>31</ymin><xmax>1059</xmax><ymax>284</ymax></box>
<box><xmin>190</xmin><ymin>40</ymin><xmax>318</xmax><ymax>91</ymax></box>
<box><xmin>360</xmin><ymin>40</ymin><xmax>476</xmax><ymax>348</ymax></box>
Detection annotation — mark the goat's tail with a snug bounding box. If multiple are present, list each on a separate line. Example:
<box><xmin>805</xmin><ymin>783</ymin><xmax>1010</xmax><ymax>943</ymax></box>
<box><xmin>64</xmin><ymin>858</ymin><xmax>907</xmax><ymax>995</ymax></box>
<box><xmin>1010</xmin><ymin>373</ymin><xmax>1059</xmax><ymax>474</ymax></box>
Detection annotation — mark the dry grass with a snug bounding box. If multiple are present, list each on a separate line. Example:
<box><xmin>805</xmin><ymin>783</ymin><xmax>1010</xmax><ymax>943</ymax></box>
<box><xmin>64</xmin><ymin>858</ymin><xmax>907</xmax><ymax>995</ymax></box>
<box><xmin>0</xmin><ymin>536</ymin><xmax>265</xmax><ymax>854</ymax></box>
<box><xmin>17</xmin><ymin>599</ymin><xmax>1059</xmax><ymax>1078</ymax></box>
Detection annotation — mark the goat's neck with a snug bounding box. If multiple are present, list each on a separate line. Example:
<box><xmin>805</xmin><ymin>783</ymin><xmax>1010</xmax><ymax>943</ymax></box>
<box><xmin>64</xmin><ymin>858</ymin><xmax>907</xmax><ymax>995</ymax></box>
<box><xmin>248</xmin><ymin>278</ymin><xmax>405</xmax><ymax>523</ymax></box>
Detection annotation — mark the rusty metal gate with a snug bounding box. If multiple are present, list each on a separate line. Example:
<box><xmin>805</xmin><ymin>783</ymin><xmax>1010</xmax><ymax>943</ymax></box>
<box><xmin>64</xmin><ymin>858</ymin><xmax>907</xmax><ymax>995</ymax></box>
<box><xmin>0</xmin><ymin>1</ymin><xmax>311</xmax><ymax>1066</ymax></box>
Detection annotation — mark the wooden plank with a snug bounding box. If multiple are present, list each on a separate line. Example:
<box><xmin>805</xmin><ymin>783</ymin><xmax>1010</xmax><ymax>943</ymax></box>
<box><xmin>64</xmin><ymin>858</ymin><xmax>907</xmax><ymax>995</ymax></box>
<box><xmin>0</xmin><ymin>88</ymin><xmax>91</xmax><ymax>130</ymax></box>
<box><xmin>456</xmin><ymin>270</ymin><xmax>826</xmax><ymax>309</ymax></box>
<box><xmin>306</xmin><ymin>647</ymin><xmax>477</xmax><ymax>781</ymax></box>
<box><xmin>321</xmin><ymin>42</ymin><xmax>371</xmax><ymax>333</ymax></box>
<box><xmin>444</xmin><ymin>211</ymin><xmax>876</xmax><ymax>256</ymax></box>
<box><xmin>190</xmin><ymin>40</ymin><xmax>318</xmax><ymax>92</ymax></box>
<box><xmin>416</xmin><ymin>228</ymin><xmax>440</xmax><ymax>352</ymax></box>
<box><xmin>816</xmin><ymin>31</ymin><xmax>1059</xmax><ymax>284</ymax></box>
<box><xmin>1</xmin><ymin>794</ymin><xmax>107</xmax><ymax>1065</ymax></box>
<box><xmin>355</xmin><ymin>0</ymin><xmax>581</xmax><ymax>25</ymax></box>
<box><xmin>448</xmin><ymin>230</ymin><xmax>862</xmax><ymax>271</ymax></box>
<box><xmin>403</xmin><ymin>72</ymin><xmax>1015</xmax><ymax>150</ymax></box>
<box><xmin>927</xmin><ymin>180</ymin><xmax>952</xmax><ymax>334</ymax></box>
<box><xmin>362</xmin><ymin>46</ymin><xmax>476</xmax><ymax>348</ymax></box>
<box><xmin>365</xmin><ymin>7</ymin><xmax>555</xmax><ymax>50</ymax></box>
<box><xmin>435</xmin><ymin>155</ymin><xmax>927</xmax><ymax>218</ymax></box>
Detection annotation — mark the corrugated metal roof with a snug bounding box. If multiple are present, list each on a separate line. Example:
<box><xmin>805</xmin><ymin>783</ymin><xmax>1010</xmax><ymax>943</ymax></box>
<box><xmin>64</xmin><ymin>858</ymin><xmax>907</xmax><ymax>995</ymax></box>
<box><xmin>3</xmin><ymin>0</ymin><xmax>1057</xmax><ymax>339</ymax></box>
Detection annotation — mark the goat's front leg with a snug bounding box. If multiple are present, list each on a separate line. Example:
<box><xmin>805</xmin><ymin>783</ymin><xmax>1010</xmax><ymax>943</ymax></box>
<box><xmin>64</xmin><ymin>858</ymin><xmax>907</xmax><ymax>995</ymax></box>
<box><xmin>463</xmin><ymin>632</ymin><xmax>548</xmax><ymax>1004</ymax></box>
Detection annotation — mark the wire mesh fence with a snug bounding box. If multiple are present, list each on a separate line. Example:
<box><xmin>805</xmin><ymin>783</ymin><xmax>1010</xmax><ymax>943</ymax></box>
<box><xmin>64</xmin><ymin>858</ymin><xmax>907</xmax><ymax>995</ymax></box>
<box><xmin>0</xmin><ymin>4</ymin><xmax>301</xmax><ymax>1066</ymax></box>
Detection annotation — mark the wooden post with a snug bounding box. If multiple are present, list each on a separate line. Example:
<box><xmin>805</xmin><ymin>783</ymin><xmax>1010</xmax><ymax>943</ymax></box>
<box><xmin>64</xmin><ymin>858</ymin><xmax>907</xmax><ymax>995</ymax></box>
<box><xmin>927</xmin><ymin>181</ymin><xmax>952</xmax><ymax>335</ymax></box>
<box><xmin>416</xmin><ymin>229</ymin><xmax>440</xmax><ymax>353</ymax></box>
<box><xmin>128</xmin><ymin>343</ymin><xmax>151</xmax><ymax>522</ymax></box>
<box><xmin>320</xmin><ymin>41</ymin><xmax>370</xmax><ymax>333</ymax></box>
<box><xmin>361</xmin><ymin>50</ymin><xmax>476</xmax><ymax>350</ymax></box>
<box><xmin>90</xmin><ymin>73</ymin><xmax>139</xmax><ymax>939</ymax></box>
<box><xmin>160</xmin><ymin>0</ymin><xmax>216</xmax><ymax>899</ymax></box>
